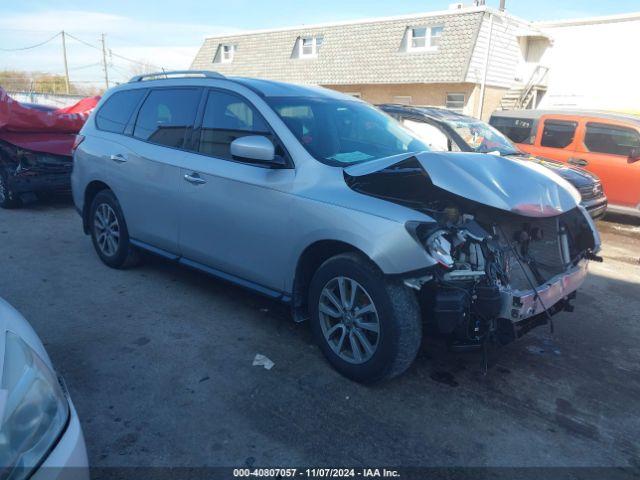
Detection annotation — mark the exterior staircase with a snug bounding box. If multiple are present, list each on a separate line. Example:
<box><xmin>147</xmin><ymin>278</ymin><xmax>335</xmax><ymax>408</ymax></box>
<box><xmin>498</xmin><ymin>65</ymin><xmax>549</xmax><ymax>111</ymax></box>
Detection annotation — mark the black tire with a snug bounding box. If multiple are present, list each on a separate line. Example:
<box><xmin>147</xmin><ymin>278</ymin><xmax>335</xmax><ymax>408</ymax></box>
<box><xmin>89</xmin><ymin>189</ymin><xmax>140</xmax><ymax>269</ymax></box>
<box><xmin>0</xmin><ymin>169</ymin><xmax>21</xmax><ymax>209</ymax></box>
<box><xmin>309</xmin><ymin>252</ymin><xmax>422</xmax><ymax>383</ymax></box>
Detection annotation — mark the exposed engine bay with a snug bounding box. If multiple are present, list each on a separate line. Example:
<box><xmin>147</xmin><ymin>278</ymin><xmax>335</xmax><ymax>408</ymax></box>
<box><xmin>345</xmin><ymin>155</ymin><xmax>602</xmax><ymax>351</ymax></box>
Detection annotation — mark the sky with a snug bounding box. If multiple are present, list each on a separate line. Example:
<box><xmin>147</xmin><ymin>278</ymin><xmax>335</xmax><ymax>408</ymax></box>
<box><xmin>1</xmin><ymin>0</ymin><xmax>640</xmax><ymax>88</ymax></box>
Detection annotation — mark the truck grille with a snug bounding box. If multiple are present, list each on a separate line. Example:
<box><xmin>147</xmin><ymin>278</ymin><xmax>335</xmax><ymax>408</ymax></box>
<box><xmin>577</xmin><ymin>183</ymin><xmax>603</xmax><ymax>201</ymax></box>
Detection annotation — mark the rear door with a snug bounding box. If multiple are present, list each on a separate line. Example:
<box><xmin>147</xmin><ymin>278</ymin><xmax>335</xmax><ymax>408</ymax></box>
<box><xmin>574</xmin><ymin>120</ymin><xmax>640</xmax><ymax>208</ymax></box>
<box><xmin>112</xmin><ymin>87</ymin><xmax>203</xmax><ymax>253</ymax></box>
<box><xmin>532</xmin><ymin>115</ymin><xmax>580</xmax><ymax>164</ymax></box>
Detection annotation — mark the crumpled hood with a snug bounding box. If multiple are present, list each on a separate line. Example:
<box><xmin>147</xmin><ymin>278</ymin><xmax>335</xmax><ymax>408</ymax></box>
<box><xmin>345</xmin><ymin>151</ymin><xmax>581</xmax><ymax>217</ymax></box>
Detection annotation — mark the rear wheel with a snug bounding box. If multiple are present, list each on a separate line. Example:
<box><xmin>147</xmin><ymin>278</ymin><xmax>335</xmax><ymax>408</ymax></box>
<box><xmin>89</xmin><ymin>189</ymin><xmax>140</xmax><ymax>269</ymax></box>
<box><xmin>309</xmin><ymin>252</ymin><xmax>422</xmax><ymax>383</ymax></box>
<box><xmin>0</xmin><ymin>170</ymin><xmax>21</xmax><ymax>209</ymax></box>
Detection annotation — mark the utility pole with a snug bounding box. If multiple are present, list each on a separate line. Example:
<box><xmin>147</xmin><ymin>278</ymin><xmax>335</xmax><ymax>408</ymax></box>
<box><xmin>100</xmin><ymin>33</ymin><xmax>109</xmax><ymax>89</ymax></box>
<box><xmin>61</xmin><ymin>30</ymin><xmax>70</xmax><ymax>94</ymax></box>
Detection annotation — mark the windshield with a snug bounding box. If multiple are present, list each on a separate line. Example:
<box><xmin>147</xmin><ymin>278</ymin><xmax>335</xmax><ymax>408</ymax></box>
<box><xmin>446</xmin><ymin>118</ymin><xmax>520</xmax><ymax>156</ymax></box>
<box><xmin>266</xmin><ymin>97</ymin><xmax>428</xmax><ymax>165</ymax></box>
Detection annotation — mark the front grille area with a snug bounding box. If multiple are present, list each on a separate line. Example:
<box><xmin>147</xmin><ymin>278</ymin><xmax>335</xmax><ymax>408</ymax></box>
<box><xmin>578</xmin><ymin>183</ymin><xmax>603</xmax><ymax>201</ymax></box>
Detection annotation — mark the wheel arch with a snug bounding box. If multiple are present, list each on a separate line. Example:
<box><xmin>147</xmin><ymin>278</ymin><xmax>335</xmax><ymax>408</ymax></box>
<box><xmin>291</xmin><ymin>239</ymin><xmax>380</xmax><ymax>322</ymax></box>
<box><xmin>82</xmin><ymin>180</ymin><xmax>112</xmax><ymax>234</ymax></box>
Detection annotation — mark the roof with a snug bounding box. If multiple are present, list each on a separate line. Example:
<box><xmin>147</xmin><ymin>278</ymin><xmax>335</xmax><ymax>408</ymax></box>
<box><xmin>191</xmin><ymin>7</ymin><xmax>488</xmax><ymax>85</ymax></box>
<box><xmin>230</xmin><ymin>77</ymin><xmax>353</xmax><ymax>98</ymax></box>
<box><xmin>490</xmin><ymin>109</ymin><xmax>640</xmax><ymax>126</ymax></box>
<box><xmin>536</xmin><ymin>11</ymin><xmax>640</xmax><ymax>28</ymax></box>
<box><xmin>378</xmin><ymin>104</ymin><xmax>473</xmax><ymax>122</ymax></box>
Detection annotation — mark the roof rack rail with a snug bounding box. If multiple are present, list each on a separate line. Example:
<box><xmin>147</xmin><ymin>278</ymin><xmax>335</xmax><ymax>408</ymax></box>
<box><xmin>129</xmin><ymin>70</ymin><xmax>225</xmax><ymax>82</ymax></box>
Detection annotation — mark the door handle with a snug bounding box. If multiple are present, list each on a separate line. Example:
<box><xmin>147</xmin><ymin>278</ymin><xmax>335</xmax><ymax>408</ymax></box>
<box><xmin>184</xmin><ymin>173</ymin><xmax>206</xmax><ymax>185</ymax></box>
<box><xmin>110</xmin><ymin>153</ymin><xmax>127</xmax><ymax>163</ymax></box>
<box><xmin>568</xmin><ymin>158</ymin><xmax>588</xmax><ymax>167</ymax></box>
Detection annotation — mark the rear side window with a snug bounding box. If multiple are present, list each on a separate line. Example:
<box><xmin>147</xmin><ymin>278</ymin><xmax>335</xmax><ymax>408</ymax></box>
<box><xmin>198</xmin><ymin>90</ymin><xmax>274</xmax><ymax>160</ymax></box>
<box><xmin>95</xmin><ymin>89</ymin><xmax>146</xmax><ymax>134</ymax></box>
<box><xmin>541</xmin><ymin>120</ymin><xmax>577</xmax><ymax>149</ymax></box>
<box><xmin>133</xmin><ymin>88</ymin><xmax>201</xmax><ymax>149</ymax></box>
<box><xmin>584</xmin><ymin>122</ymin><xmax>640</xmax><ymax>156</ymax></box>
<box><xmin>489</xmin><ymin>116</ymin><xmax>534</xmax><ymax>144</ymax></box>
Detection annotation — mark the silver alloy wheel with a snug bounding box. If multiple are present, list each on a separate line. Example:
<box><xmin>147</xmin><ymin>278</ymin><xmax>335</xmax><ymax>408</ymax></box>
<box><xmin>318</xmin><ymin>276</ymin><xmax>380</xmax><ymax>364</ymax></box>
<box><xmin>94</xmin><ymin>203</ymin><xmax>120</xmax><ymax>257</ymax></box>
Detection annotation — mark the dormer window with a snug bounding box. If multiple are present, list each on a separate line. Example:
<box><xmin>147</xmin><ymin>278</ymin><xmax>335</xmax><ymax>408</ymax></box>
<box><xmin>407</xmin><ymin>26</ymin><xmax>443</xmax><ymax>52</ymax></box>
<box><xmin>214</xmin><ymin>44</ymin><xmax>236</xmax><ymax>64</ymax></box>
<box><xmin>298</xmin><ymin>36</ymin><xmax>323</xmax><ymax>58</ymax></box>
<box><xmin>221</xmin><ymin>44</ymin><xmax>235</xmax><ymax>63</ymax></box>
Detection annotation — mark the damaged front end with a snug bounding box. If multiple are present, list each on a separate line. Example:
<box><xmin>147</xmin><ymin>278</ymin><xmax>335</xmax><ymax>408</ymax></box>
<box><xmin>345</xmin><ymin>153</ymin><xmax>601</xmax><ymax>349</ymax></box>
<box><xmin>0</xmin><ymin>140</ymin><xmax>72</xmax><ymax>197</ymax></box>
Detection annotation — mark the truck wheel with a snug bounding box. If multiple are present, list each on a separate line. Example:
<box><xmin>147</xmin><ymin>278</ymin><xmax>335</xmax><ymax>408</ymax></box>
<box><xmin>0</xmin><ymin>170</ymin><xmax>21</xmax><ymax>209</ymax></box>
<box><xmin>89</xmin><ymin>189</ymin><xmax>140</xmax><ymax>269</ymax></box>
<box><xmin>308</xmin><ymin>252</ymin><xmax>422</xmax><ymax>383</ymax></box>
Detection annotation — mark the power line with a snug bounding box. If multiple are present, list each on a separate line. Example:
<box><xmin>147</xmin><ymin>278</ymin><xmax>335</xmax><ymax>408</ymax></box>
<box><xmin>0</xmin><ymin>31</ymin><xmax>61</xmax><ymax>51</ymax></box>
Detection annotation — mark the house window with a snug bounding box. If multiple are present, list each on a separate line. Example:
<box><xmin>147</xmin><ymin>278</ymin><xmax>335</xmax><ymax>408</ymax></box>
<box><xmin>446</xmin><ymin>93</ymin><xmax>465</xmax><ymax>112</ymax></box>
<box><xmin>299</xmin><ymin>36</ymin><xmax>323</xmax><ymax>58</ymax></box>
<box><xmin>410</xmin><ymin>28</ymin><xmax>427</xmax><ymax>49</ymax></box>
<box><xmin>431</xmin><ymin>26</ymin><xmax>443</xmax><ymax>47</ymax></box>
<box><xmin>408</xmin><ymin>26</ymin><xmax>443</xmax><ymax>51</ymax></box>
<box><xmin>215</xmin><ymin>44</ymin><xmax>235</xmax><ymax>64</ymax></box>
<box><xmin>393</xmin><ymin>96</ymin><xmax>413</xmax><ymax>105</ymax></box>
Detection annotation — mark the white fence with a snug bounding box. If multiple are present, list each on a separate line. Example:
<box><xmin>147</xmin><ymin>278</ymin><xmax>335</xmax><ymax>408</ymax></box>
<box><xmin>6</xmin><ymin>91</ymin><xmax>86</xmax><ymax>108</ymax></box>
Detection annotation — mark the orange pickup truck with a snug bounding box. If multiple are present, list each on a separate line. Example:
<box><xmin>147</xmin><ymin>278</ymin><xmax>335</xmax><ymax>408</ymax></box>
<box><xmin>490</xmin><ymin>110</ymin><xmax>640</xmax><ymax>217</ymax></box>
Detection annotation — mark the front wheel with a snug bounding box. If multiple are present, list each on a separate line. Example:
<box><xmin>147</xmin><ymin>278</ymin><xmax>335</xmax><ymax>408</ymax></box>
<box><xmin>309</xmin><ymin>252</ymin><xmax>422</xmax><ymax>383</ymax></box>
<box><xmin>89</xmin><ymin>189</ymin><xmax>140</xmax><ymax>269</ymax></box>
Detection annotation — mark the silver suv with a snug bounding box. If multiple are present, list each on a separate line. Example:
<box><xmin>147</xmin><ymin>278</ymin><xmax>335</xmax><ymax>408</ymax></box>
<box><xmin>72</xmin><ymin>71</ymin><xmax>601</xmax><ymax>382</ymax></box>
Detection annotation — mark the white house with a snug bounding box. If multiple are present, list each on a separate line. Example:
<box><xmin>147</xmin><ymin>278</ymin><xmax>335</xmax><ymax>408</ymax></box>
<box><xmin>535</xmin><ymin>12</ymin><xmax>640</xmax><ymax>112</ymax></box>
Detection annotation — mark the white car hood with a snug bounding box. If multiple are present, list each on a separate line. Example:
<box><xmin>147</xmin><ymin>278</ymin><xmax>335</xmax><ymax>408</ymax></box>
<box><xmin>345</xmin><ymin>151</ymin><xmax>581</xmax><ymax>217</ymax></box>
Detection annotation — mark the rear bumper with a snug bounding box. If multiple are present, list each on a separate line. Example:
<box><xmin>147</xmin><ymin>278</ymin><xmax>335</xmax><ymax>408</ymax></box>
<box><xmin>500</xmin><ymin>259</ymin><xmax>589</xmax><ymax>323</ymax></box>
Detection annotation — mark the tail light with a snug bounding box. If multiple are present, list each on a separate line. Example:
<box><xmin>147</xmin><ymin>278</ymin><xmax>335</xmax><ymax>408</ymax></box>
<box><xmin>71</xmin><ymin>134</ymin><xmax>85</xmax><ymax>153</ymax></box>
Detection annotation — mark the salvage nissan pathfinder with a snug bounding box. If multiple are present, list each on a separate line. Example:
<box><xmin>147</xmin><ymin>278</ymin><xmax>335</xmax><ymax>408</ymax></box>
<box><xmin>71</xmin><ymin>71</ymin><xmax>602</xmax><ymax>382</ymax></box>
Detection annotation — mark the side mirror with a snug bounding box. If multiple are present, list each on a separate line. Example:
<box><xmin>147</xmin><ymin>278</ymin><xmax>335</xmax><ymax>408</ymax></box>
<box><xmin>628</xmin><ymin>147</ymin><xmax>640</xmax><ymax>163</ymax></box>
<box><xmin>230</xmin><ymin>136</ymin><xmax>284</xmax><ymax>166</ymax></box>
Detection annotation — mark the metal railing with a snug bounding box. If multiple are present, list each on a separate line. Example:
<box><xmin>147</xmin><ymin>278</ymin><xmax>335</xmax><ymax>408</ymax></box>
<box><xmin>515</xmin><ymin>65</ymin><xmax>549</xmax><ymax>109</ymax></box>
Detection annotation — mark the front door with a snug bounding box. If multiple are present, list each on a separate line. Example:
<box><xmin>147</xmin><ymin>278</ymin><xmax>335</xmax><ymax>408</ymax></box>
<box><xmin>532</xmin><ymin>115</ymin><xmax>580</xmax><ymax>164</ymax></box>
<box><xmin>178</xmin><ymin>88</ymin><xmax>295</xmax><ymax>292</ymax></box>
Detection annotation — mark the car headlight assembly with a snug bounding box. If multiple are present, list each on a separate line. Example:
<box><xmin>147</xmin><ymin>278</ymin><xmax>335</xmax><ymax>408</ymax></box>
<box><xmin>406</xmin><ymin>222</ymin><xmax>454</xmax><ymax>268</ymax></box>
<box><xmin>0</xmin><ymin>332</ymin><xmax>69</xmax><ymax>479</ymax></box>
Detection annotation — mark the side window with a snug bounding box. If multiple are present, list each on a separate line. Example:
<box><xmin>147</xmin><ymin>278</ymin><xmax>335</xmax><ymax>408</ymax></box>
<box><xmin>198</xmin><ymin>90</ymin><xmax>276</xmax><ymax>161</ymax></box>
<box><xmin>584</xmin><ymin>122</ymin><xmax>640</xmax><ymax>156</ymax></box>
<box><xmin>95</xmin><ymin>89</ymin><xmax>146</xmax><ymax>134</ymax></box>
<box><xmin>133</xmin><ymin>88</ymin><xmax>201</xmax><ymax>149</ymax></box>
<box><xmin>402</xmin><ymin>119</ymin><xmax>450</xmax><ymax>151</ymax></box>
<box><xmin>540</xmin><ymin>120</ymin><xmax>577</xmax><ymax>149</ymax></box>
<box><xmin>489</xmin><ymin>116</ymin><xmax>534</xmax><ymax>144</ymax></box>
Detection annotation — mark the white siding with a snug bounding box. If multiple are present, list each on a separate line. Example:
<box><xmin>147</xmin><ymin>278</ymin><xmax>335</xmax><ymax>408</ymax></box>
<box><xmin>538</xmin><ymin>15</ymin><xmax>640</xmax><ymax>110</ymax></box>
<box><xmin>465</xmin><ymin>13</ymin><xmax>528</xmax><ymax>88</ymax></box>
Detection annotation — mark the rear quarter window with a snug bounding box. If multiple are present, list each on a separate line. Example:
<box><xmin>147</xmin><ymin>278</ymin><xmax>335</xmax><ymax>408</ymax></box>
<box><xmin>95</xmin><ymin>89</ymin><xmax>147</xmax><ymax>134</ymax></box>
<box><xmin>489</xmin><ymin>116</ymin><xmax>534</xmax><ymax>144</ymax></box>
<box><xmin>584</xmin><ymin>122</ymin><xmax>640</xmax><ymax>156</ymax></box>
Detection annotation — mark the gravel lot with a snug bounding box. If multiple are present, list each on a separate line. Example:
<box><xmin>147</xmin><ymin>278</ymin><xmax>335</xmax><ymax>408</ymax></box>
<box><xmin>0</xmin><ymin>197</ymin><xmax>639</xmax><ymax>470</ymax></box>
